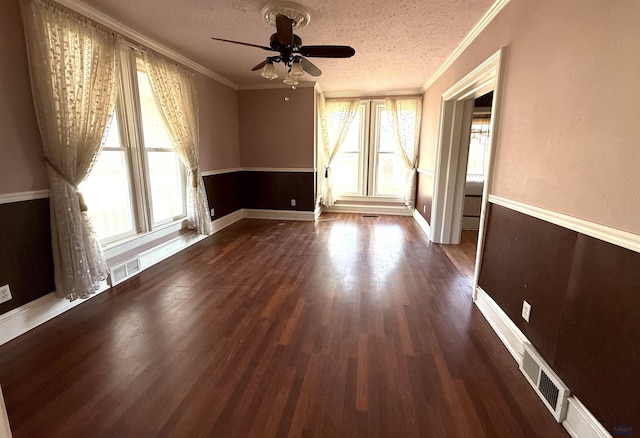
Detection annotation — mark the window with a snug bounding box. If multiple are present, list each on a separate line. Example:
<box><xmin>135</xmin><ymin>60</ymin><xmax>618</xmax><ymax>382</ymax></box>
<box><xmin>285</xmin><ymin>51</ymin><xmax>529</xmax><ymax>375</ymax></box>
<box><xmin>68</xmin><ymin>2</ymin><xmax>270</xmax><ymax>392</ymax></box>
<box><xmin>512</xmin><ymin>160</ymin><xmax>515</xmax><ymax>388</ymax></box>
<box><xmin>81</xmin><ymin>47</ymin><xmax>186</xmax><ymax>245</ymax></box>
<box><xmin>466</xmin><ymin>114</ymin><xmax>491</xmax><ymax>183</ymax></box>
<box><xmin>331</xmin><ymin>101</ymin><xmax>409</xmax><ymax>199</ymax></box>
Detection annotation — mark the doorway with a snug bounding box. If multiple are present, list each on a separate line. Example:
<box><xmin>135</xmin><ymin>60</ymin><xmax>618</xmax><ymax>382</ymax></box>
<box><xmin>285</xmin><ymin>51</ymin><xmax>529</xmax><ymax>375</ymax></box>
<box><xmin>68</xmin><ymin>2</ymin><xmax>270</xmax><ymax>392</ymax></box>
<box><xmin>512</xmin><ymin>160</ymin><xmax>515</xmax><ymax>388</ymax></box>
<box><xmin>430</xmin><ymin>49</ymin><xmax>503</xmax><ymax>298</ymax></box>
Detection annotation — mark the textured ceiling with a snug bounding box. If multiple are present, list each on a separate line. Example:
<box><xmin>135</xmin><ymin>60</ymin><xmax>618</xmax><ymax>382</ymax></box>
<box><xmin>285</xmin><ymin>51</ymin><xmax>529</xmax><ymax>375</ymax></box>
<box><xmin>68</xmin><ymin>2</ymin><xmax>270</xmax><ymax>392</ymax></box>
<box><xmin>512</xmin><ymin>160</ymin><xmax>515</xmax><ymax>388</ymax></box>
<box><xmin>77</xmin><ymin>0</ymin><xmax>494</xmax><ymax>92</ymax></box>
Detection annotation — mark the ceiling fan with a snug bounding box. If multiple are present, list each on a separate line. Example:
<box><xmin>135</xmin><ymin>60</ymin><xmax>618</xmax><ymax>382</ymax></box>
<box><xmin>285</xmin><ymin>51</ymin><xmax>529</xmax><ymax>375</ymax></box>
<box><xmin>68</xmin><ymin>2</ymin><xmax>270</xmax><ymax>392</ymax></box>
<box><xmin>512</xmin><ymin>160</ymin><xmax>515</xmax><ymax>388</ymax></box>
<box><xmin>211</xmin><ymin>3</ymin><xmax>355</xmax><ymax>85</ymax></box>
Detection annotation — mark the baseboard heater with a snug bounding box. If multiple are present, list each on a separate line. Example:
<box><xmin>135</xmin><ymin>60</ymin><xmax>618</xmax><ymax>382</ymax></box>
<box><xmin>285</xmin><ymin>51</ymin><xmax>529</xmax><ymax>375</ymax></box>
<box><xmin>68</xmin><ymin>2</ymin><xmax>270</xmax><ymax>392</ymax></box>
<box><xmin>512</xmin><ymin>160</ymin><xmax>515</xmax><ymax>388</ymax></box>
<box><xmin>109</xmin><ymin>258</ymin><xmax>141</xmax><ymax>286</ymax></box>
<box><xmin>519</xmin><ymin>343</ymin><xmax>570</xmax><ymax>422</ymax></box>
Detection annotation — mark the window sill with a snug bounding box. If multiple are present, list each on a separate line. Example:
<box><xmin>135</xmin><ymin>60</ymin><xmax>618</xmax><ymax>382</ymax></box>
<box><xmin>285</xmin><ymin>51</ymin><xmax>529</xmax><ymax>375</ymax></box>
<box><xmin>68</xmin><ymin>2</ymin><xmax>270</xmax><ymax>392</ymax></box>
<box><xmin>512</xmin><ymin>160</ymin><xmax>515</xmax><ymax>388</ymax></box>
<box><xmin>103</xmin><ymin>218</ymin><xmax>189</xmax><ymax>266</ymax></box>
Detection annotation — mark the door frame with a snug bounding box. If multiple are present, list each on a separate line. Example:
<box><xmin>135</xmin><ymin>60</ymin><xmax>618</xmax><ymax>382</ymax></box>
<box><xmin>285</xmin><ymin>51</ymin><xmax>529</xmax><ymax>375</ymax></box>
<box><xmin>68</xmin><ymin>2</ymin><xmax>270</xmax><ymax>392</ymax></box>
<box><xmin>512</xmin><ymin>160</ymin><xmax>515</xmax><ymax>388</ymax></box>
<box><xmin>430</xmin><ymin>48</ymin><xmax>504</xmax><ymax>299</ymax></box>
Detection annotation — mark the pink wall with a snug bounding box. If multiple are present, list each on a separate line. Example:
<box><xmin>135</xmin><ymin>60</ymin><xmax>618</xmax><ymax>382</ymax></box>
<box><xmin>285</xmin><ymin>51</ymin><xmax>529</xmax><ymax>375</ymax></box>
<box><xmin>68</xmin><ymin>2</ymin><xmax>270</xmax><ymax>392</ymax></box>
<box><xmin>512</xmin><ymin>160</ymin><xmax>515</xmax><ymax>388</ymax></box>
<box><xmin>0</xmin><ymin>0</ymin><xmax>240</xmax><ymax>194</ymax></box>
<box><xmin>196</xmin><ymin>73</ymin><xmax>241</xmax><ymax>172</ymax></box>
<box><xmin>419</xmin><ymin>0</ymin><xmax>640</xmax><ymax>234</ymax></box>
<box><xmin>0</xmin><ymin>0</ymin><xmax>48</xmax><ymax>194</ymax></box>
<box><xmin>238</xmin><ymin>87</ymin><xmax>315</xmax><ymax>168</ymax></box>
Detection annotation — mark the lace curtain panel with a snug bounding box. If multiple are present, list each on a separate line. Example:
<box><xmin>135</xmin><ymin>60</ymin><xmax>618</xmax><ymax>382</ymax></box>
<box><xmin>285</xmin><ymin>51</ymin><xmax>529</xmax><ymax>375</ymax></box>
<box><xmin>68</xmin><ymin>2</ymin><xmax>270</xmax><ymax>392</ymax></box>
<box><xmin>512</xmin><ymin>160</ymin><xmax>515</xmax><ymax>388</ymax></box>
<box><xmin>318</xmin><ymin>96</ymin><xmax>360</xmax><ymax>207</ymax></box>
<box><xmin>142</xmin><ymin>52</ymin><xmax>213</xmax><ymax>235</ymax></box>
<box><xmin>21</xmin><ymin>0</ymin><xmax>120</xmax><ymax>300</ymax></box>
<box><xmin>385</xmin><ymin>97</ymin><xmax>422</xmax><ymax>209</ymax></box>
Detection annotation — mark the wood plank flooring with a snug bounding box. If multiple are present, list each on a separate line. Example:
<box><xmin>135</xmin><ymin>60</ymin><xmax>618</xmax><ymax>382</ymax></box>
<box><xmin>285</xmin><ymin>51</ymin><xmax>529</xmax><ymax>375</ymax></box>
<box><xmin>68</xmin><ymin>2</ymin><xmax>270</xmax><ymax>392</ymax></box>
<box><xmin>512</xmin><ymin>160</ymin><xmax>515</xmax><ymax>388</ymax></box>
<box><xmin>0</xmin><ymin>214</ymin><xmax>567</xmax><ymax>437</ymax></box>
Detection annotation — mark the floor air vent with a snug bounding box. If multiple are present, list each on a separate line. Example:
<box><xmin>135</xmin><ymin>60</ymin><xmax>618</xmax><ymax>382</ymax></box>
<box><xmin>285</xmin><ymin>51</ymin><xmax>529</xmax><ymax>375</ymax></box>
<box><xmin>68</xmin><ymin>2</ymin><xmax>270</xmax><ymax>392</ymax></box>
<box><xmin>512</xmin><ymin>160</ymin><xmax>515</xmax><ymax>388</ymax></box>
<box><xmin>519</xmin><ymin>343</ymin><xmax>569</xmax><ymax>422</ymax></box>
<box><xmin>109</xmin><ymin>258</ymin><xmax>141</xmax><ymax>286</ymax></box>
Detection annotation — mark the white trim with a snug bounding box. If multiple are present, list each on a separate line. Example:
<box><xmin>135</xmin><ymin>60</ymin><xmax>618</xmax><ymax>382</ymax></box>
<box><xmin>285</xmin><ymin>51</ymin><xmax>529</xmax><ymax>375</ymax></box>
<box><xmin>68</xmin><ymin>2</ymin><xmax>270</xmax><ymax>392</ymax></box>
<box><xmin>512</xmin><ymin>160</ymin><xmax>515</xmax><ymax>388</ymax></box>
<box><xmin>489</xmin><ymin>195</ymin><xmax>640</xmax><ymax>254</ymax></box>
<box><xmin>314</xmin><ymin>204</ymin><xmax>323</xmax><ymax>221</ymax></box>
<box><xmin>103</xmin><ymin>220</ymin><xmax>187</xmax><ymax>261</ymax></box>
<box><xmin>201</xmin><ymin>167</ymin><xmax>243</xmax><ymax>177</ymax></box>
<box><xmin>243</xmin><ymin>209</ymin><xmax>315</xmax><ymax>221</ymax></box>
<box><xmin>473</xmin><ymin>287</ymin><xmax>527</xmax><ymax>362</ymax></box>
<box><xmin>0</xmin><ymin>385</ymin><xmax>11</xmax><ymax>438</ymax></box>
<box><xmin>211</xmin><ymin>209</ymin><xmax>244</xmax><ymax>232</ymax></box>
<box><xmin>53</xmin><ymin>0</ymin><xmax>237</xmax><ymax>89</ymax></box>
<box><xmin>322</xmin><ymin>89</ymin><xmax>423</xmax><ymax>99</ymax></box>
<box><xmin>563</xmin><ymin>397</ymin><xmax>613</xmax><ymax>438</ymax></box>
<box><xmin>0</xmin><ymin>190</ymin><xmax>49</xmax><ymax>204</ymax></box>
<box><xmin>422</xmin><ymin>0</ymin><xmax>510</xmax><ymax>91</ymax></box>
<box><xmin>474</xmin><ymin>287</ymin><xmax>611</xmax><ymax>437</ymax></box>
<box><xmin>241</xmin><ymin>167</ymin><xmax>315</xmax><ymax>173</ymax></box>
<box><xmin>417</xmin><ymin>168</ymin><xmax>435</xmax><ymax>177</ymax></box>
<box><xmin>323</xmin><ymin>204</ymin><xmax>412</xmax><ymax>216</ymax></box>
<box><xmin>0</xmin><ymin>212</ymin><xmax>242</xmax><ymax>346</ymax></box>
<box><xmin>201</xmin><ymin>167</ymin><xmax>316</xmax><ymax>176</ymax></box>
<box><xmin>412</xmin><ymin>208</ymin><xmax>432</xmax><ymax>240</ymax></box>
<box><xmin>237</xmin><ymin>81</ymin><xmax>317</xmax><ymax>90</ymax></box>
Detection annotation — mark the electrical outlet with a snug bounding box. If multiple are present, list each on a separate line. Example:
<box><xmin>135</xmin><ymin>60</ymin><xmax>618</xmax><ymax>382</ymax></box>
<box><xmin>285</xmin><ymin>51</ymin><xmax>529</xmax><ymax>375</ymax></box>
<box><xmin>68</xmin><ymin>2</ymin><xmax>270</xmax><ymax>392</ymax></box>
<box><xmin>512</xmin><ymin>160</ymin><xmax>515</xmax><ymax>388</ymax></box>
<box><xmin>522</xmin><ymin>300</ymin><xmax>531</xmax><ymax>322</ymax></box>
<box><xmin>290</xmin><ymin>199</ymin><xmax>296</xmax><ymax>207</ymax></box>
<box><xmin>210</xmin><ymin>208</ymin><xmax>215</xmax><ymax>217</ymax></box>
<box><xmin>0</xmin><ymin>284</ymin><xmax>12</xmax><ymax>304</ymax></box>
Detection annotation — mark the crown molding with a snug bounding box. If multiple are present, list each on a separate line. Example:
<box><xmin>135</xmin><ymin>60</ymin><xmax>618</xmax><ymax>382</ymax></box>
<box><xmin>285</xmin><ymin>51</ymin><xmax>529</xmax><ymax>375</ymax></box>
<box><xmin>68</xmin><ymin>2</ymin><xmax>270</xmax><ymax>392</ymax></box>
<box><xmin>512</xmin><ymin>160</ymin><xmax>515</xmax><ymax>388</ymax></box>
<box><xmin>422</xmin><ymin>0</ymin><xmax>510</xmax><ymax>91</ymax></box>
<box><xmin>322</xmin><ymin>89</ymin><xmax>423</xmax><ymax>99</ymax></box>
<box><xmin>237</xmin><ymin>80</ymin><xmax>317</xmax><ymax>91</ymax></box>
<box><xmin>53</xmin><ymin>0</ymin><xmax>237</xmax><ymax>89</ymax></box>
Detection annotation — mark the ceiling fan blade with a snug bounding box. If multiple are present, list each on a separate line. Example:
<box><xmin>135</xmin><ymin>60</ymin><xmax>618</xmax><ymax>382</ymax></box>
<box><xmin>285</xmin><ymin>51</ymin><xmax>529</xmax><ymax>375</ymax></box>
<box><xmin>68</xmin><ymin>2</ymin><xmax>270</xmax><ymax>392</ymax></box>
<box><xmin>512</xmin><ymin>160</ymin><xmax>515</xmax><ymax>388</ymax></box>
<box><xmin>211</xmin><ymin>37</ymin><xmax>274</xmax><ymax>52</ymax></box>
<box><xmin>300</xmin><ymin>57</ymin><xmax>321</xmax><ymax>77</ymax></box>
<box><xmin>299</xmin><ymin>45</ymin><xmax>355</xmax><ymax>58</ymax></box>
<box><xmin>275</xmin><ymin>14</ymin><xmax>293</xmax><ymax>46</ymax></box>
<box><xmin>251</xmin><ymin>59</ymin><xmax>268</xmax><ymax>71</ymax></box>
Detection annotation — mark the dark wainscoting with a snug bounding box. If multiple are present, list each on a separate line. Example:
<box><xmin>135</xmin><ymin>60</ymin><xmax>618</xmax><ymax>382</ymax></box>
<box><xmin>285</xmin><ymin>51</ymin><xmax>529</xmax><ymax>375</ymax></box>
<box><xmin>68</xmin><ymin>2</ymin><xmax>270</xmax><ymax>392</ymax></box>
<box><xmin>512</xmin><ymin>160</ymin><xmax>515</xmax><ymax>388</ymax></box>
<box><xmin>240</xmin><ymin>171</ymin><xmax>315</xmax><ymax>211</ymax></box>
<box><xmin>203</xmin><ymin>172</ymin><xmax>243</xmax><ymax>219</ymax></box>
<box><xmin>416</xmin><ymin>171</ymin><xmax>434</xmax><ymax>224</ymax></box>
<box><xmin>478</xmin><ymin>202</ymin><xmax>640</xmax><ymax>430</ymax></box>
<box><xmin>0</xmin><ymin>198</ymin><xmax>54</xmax><ymax>314</ymax></box>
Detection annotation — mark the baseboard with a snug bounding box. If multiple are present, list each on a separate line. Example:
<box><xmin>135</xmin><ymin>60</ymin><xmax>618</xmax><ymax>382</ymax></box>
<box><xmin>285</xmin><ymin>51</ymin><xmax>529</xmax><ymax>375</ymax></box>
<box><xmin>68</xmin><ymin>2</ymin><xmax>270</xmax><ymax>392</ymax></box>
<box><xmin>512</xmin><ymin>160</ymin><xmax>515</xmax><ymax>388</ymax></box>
<box><xmin>324</xmin><ymin>204</ymin><xmax>412</xmax><ymax>216</ymax></box>
<box><xmin>412</xmin><ymin>209</ymin><xmax>432</xmax><ymax>240</ymax></box>
<box><xmin>563</xmin><ymin>397</ymin><xmax>613</xmax><ymax>438</ymax></box>
<box><xmin>474</xmin><ymin>287</ymin><xmax>610</xmax><ymax>437</ymax></box>
<box><xmin>474</xmin><ymin>287</ymin><xmax>527</xmax><ymax>362</ymax></box>
<box><xmin>0</xmin><ymin>212</ymin><xmax>241</xmax><ymax>346</ymax></box>
<box><xmin>211</xmin><ymin>209</ymin><xmax>244</xmax><ymax>232</ymax></box>
<box><xmin>242</xmin><ymin>208</ymin><xmax>315</xmax><ymax>221</ymax></box>
<box><xmin>0</xmin><ymin>385</ymin><xmax>11</xmax><ymax>438</ymax></box>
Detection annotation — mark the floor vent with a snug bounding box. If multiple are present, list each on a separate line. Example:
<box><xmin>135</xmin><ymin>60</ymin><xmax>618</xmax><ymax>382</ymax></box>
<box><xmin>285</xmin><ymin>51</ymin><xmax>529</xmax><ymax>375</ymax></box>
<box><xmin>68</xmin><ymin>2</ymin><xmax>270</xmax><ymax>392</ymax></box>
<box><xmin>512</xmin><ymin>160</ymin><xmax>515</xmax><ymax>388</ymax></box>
<box><xmin>109</xmin><ymin>258</ymin><xmax>141</xmax><ymax>286</ymax></box>
<box><xmin>519</xmin><ymin>343</ymin><xmax>569</xmax><ymax>422</ymax></box>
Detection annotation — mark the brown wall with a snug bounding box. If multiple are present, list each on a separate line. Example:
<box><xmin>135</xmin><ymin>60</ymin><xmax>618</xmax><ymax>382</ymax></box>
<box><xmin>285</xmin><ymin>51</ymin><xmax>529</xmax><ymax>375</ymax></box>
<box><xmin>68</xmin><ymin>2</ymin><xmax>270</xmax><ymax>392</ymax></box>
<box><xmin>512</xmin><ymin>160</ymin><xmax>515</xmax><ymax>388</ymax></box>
<box><xmin>238</xmin><ymin>87</ymin><xmax>315</xmax><ymax>169</ymax></box>
<box><xmin>415</xmin><ymin>172</ymin><xmax>433</xmax><ymax>224</ymax></box>
<box><xmin>418</xmin><ymin>0</ymin><xmax>640</xmax><ymax>234</ymax></box>
<box><xmin>478</xmin><ymin>203</ymin><xmax>640</xmax><ymax>431</ymax></box>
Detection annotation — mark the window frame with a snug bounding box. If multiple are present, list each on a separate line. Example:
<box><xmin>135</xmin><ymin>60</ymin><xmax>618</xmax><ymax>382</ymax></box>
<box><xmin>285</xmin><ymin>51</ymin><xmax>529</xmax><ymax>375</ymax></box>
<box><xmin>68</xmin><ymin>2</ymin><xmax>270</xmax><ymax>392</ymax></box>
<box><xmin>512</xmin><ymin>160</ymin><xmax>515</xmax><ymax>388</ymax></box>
<box><xmin>84</xmin><ymin>43</ymin><xmax>188</xmax><ymax>249</ymax></box>
<box><xmin>330</xmin><ymin>99</ymin><xmax>408</xmax><ymax>202</ymax></box>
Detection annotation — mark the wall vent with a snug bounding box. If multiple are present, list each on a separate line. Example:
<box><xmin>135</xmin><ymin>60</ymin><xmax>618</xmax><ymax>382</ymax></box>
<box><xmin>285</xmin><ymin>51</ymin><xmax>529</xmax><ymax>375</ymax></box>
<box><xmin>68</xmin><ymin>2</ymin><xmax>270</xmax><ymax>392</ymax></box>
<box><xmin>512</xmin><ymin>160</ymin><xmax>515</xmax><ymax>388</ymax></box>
<box><xmin>109</xmin><ymin>258</ymin><xmax>142</xmax><ymax>286</ymax></box>
<box><xmin>519</xmin><ymin>343</ymin><xmax>570</xmax><ymax>422</ymax></box>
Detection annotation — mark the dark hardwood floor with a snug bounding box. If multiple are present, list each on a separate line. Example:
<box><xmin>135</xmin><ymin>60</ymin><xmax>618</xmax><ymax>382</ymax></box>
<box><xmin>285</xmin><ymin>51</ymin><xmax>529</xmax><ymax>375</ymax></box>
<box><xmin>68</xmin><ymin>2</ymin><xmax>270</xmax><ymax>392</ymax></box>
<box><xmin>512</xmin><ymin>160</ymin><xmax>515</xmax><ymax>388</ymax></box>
<box><xmin>0</xmin><ymin>214</ymin><xmax>567</xmax><ymax>437</ymax></box>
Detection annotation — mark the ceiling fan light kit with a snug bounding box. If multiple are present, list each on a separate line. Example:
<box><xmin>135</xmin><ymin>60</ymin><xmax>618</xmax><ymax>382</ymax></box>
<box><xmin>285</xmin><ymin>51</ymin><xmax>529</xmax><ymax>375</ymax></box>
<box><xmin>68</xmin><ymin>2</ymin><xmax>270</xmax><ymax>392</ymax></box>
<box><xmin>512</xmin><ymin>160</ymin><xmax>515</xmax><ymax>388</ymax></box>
<box><xmin>211</xmin><ymin>2</ymin><xmax>355</xmax><ymax>87</ymax></box>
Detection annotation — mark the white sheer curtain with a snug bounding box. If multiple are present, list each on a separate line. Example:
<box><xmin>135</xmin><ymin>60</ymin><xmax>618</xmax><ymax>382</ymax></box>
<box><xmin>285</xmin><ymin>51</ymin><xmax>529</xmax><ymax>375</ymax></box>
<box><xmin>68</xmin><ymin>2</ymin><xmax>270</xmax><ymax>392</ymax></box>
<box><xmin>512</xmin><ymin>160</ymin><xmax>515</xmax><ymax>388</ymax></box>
<box><xmin>21</xmin><ymin>0</ymin><xmax>119</xmax><ymax>300</ymax></box>
<box><xmin>385</xmin><ymin>96</ymin><xmax>422</xmax><ymax>209</ymax></box>
<box><xmin>318</xmin><ymin>95</ymin><xmax>360</xmax><ymax>207</ymax></box>
<box><xmin>142</xmin><ymin>51</ymin><xmax>213</xmax><ymax>235</ymax></box>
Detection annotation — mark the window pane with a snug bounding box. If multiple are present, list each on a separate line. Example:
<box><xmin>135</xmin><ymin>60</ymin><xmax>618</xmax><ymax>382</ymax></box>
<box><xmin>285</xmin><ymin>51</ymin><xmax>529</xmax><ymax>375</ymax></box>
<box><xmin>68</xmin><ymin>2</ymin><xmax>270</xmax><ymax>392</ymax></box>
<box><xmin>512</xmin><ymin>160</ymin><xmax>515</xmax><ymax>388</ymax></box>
<box><xmin>376</xmin><ymin>154</ymin><xmax>407</xmax><ymax>196</ymax></box>
<box><xmin>137</xmin><ymin>63</ymin><xmax>186</xmax><ymax>224</ymax></box>
<box><xmin>82</xmin><ymin>149</ymin><xmax>135</xmax><ymax>240</ymax></box>
<box><xmin>337</xmin><ymin>110</ymin><xmax>361</xmax><ymax>153</ymax></box>
<box><xmin>147</xmin><ymin>150</ymin><xmax>184</xmax><ymax>223</ymax></box>
<box><xmin>137</xmin><ymin>70</ymin><xmax>174</xmax><ymax>150</ymax></box>
<box><xmin>467</xmin><ymin>116</ymin><xmax>491</xmax><ymax>182</ymax></box>
<box><xmin>332</xmin><ymin>154</ymin><xmax>360</xmax><ymax>194</ymax></box>
<box><xmin>378</xmin><ymin>109</ymin><xmax>398</xmax><ymax>153</ymax></box>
